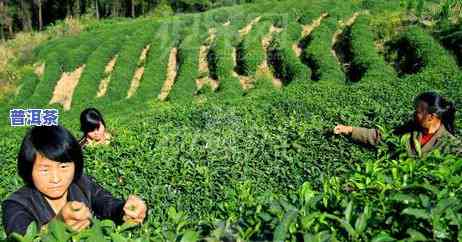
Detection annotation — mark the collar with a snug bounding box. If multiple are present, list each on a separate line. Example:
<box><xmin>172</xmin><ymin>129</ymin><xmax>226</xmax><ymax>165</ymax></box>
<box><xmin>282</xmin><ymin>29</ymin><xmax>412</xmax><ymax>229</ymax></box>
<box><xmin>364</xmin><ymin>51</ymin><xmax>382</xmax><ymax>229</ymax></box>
<box><xmin>409</xmin><ymin>125</ymin><xmax>450</xmax><ymax>156</ymax></box>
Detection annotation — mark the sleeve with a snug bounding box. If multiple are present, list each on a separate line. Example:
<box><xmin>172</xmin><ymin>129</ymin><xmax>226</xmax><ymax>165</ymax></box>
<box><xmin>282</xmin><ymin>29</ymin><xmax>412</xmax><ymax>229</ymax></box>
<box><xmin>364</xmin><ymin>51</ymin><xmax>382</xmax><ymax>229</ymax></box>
<box><xmin>82</xmin><ymin>175</ymin><xmax>126</xmax><ymax>224</ymax></box>
<box><xmin>350</xmin><ymin>127</ymin><xmax>382</xmax><ymax>146</ymax></box>
<box><xmin>453</xmin><ymin>146</ymin><xmax>462</xmax><ymax>157</ymax></box>
<box><xmin>2</xmin><ymin>200</ymin><xmax>36</xmax><ymax>236</ymax></box>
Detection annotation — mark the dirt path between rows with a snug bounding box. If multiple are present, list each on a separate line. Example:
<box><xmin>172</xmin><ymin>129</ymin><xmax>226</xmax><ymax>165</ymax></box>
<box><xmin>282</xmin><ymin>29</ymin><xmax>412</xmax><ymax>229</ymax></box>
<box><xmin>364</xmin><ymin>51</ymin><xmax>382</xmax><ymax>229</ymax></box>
<box><xmin>158</xmin><ymin>47</ymin><xmax>178</xmax><ymax>101</ymax></box>
<box><xmin>34</xmin><ymin>63</ymin><xmax>45</xmax><ymax>79</ymax></box>
<box><xmin>239</xmin><ymin>16</ymin><xmax>262</xmax><ymax>38</ymax></box>
<box><xmin>127</xmin><ymin>45</ymin><xmax>151</xmax><ymax>98</ymax></box>
<box><xmin>97</xmin><ymin>55</ymin><xmax>118</xmax><ymax>98</ymax></box>
<box><xmin>49</xmin><ymin>65</ymin><xmax>86</xmax><ymax>110</ymax></box>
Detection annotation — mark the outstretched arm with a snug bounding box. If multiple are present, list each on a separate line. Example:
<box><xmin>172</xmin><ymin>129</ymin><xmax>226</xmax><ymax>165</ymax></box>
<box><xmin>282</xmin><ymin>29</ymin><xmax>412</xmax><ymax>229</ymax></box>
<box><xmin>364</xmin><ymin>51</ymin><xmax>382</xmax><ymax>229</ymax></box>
<box><xmin>334</xmin><ymin>124</ymin><xmax>382</xmax><ymax>146</ymax></box>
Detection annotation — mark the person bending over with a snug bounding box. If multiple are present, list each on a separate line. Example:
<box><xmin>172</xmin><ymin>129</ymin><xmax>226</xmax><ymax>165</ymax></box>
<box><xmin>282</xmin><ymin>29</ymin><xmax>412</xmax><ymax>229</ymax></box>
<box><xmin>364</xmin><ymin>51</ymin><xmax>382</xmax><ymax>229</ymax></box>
<box><xmin>334</xmin><ymin>91</ymin><xmax>461</xmax><ymax>157</ymax></box>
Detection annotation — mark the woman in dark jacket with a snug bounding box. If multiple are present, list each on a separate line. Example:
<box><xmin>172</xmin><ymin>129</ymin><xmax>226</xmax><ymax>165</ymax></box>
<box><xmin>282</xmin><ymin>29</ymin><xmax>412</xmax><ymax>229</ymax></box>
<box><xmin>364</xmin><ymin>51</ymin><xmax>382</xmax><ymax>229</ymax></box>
<box><xmin>2</xmin><ymin>125</ymin><xmax>146</xmax><ymax>236</ymax></box>
<box><xmin>334</xmin><ymin>91</ymin><xmax>461</xmax><ymax>157</ymax></box>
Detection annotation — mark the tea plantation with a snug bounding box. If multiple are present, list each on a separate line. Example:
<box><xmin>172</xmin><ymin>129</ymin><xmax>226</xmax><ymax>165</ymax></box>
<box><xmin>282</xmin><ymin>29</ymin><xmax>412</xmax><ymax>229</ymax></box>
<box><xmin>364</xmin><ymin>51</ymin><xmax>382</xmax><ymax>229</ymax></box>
<box><xmin>0</xmin><ymin>0</ymin><xmax>462</xmax><ymax>241</ymax></box>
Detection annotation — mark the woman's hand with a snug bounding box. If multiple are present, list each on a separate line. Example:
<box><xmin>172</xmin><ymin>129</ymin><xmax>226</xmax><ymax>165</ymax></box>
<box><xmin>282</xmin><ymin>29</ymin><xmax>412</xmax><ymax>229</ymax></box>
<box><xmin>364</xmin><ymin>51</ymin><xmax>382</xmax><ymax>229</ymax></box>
<box><xmin>122</xmin><ymin>195</ymin><xmax>147</xmax><ymax>224</ymax></box>
<box><xmin>57</xmin><ymin>201</ymin><xmax>92</xmax><ymax>232</ymax></box>
<box><xmin>334</xmin><ymin>125</ymin><xmax>353</xmax><ymax>135</ymax></box>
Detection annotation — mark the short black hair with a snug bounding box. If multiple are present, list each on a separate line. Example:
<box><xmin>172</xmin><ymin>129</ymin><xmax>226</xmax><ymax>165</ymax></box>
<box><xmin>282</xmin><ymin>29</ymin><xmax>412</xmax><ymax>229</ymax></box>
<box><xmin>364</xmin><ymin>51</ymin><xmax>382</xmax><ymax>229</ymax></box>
<box><xmin>17</xmin><ymin>125</ymin><xmax>84</xmax><ymax>186</ymax></box>
<box><xmin>80</xmin><ymin>108</ymin><xmax>106</xmax><ymax>135</ymax></box>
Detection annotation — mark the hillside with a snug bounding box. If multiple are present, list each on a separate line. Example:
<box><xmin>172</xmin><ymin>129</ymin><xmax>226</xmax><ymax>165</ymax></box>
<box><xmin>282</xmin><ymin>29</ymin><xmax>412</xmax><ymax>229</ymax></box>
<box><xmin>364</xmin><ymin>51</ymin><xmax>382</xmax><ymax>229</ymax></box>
<box><xmin>1</xmin><ymin>0</ymin><xmax>462</xmax><ymax>241</ymax></box>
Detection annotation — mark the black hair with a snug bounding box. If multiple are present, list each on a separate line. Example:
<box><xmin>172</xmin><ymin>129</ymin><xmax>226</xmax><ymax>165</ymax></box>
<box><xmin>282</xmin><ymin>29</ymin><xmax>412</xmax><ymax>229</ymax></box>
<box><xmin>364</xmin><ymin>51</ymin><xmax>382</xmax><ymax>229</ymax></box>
<box><xmin>414</xmin><ymin>91</ymin><xmax>456</xmax><ymax>134</ymax></box>
<box><xmin>80</xmin><ymin>108</ymin><xmax>106</xmax><ymax>136</ymax></box>
<box><xmin>17</xmin><ymin>125</ymin><xmax>84</xmax><ymax>186</ymax></box>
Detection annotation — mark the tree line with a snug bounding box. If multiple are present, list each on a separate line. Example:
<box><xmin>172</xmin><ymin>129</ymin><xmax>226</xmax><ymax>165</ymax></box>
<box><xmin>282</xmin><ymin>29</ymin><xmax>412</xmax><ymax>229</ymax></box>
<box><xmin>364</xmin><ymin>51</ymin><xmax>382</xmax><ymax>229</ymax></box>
<box><xmin>0</xmin><ymin>0</ymin><xmax>250</xmax><ymax>41</ymax></box>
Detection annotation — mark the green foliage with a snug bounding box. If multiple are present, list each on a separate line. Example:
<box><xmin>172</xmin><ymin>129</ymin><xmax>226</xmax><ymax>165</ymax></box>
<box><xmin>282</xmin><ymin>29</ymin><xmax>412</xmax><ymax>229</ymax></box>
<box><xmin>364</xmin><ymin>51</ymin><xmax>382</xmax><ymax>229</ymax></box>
<box><xmin>25</xmin><ymin>52</ymin><xmax>63</xmax><ymax>107</ymax></box>
<box><xmin>301</xmin><ymin>18</ymin><xmax>345</xmax><ymax>83</ymax></box>
<box><xmin>432</xmin><ymin>21</ymin><xmax>462</xmax><ymax>66</ymax></box>
<box><xmin>169</xmin><ymin>27</ymin><xmax>208</xmax><ymax>101</ymax></box>
<box><xmin>63</xmin><ymin>32</ymin><xmax>105</xmax><ymax>72</ymax></box>
<box><xmin>350</xmin><ymin>15</ymin><xmax>397</xmax><ymax>84</ymax></box>
<box><xmin>135</xmin><ymin>21</ymin><xmax>179</xmax><ymax>102</ymax></box>
<box><xmin>385</xmin><ymin>25</ymin><xmax>459</xmax><ymax>87</ymax></box>
<box><xmin>403</xmin><ymin>26</ymin><xmax>458</xmax><ymax>72</ymax></box>
<box><xmin>12</xmin><ymin>70</ymin><xmax>40</xmax><ymax>105</ymax></box>
<box><xmin>105</xmin><ymin>26</ymin><xmax>157</xmax><ymax>101</ymax></box>
<box><xmin>8</xmin><ymin>218</ymin><xmax>144</xmax><ymax>242</ymax></box>
<box><xmin>71</xmin><ymin>26</ymin><xmax>136</xmax><ymax>108</ymax></box>
<box><xmin>2</xmin><ymin>0</ymin><xmax>462</xmax><ymax>241</ymax></box>
<box><xmin>268</xmin><ymin>23</ymin><xmax>311</xmax><ymax>85</ymax></box>
<box><xmin>148</xmin><ymin>0</ymin><xmax>175</xmax><ymax>18</ymax></box>
<box><xmin>7</xmin><ymin>140</ymin><xmax>461</xmax><ymax>241</ymax></box>
<box><xmin>236</xmin><ymin>21</ymin><xmax>272</xmax><ymax>76</ymax></box>
<box><xmin>208</xmin><ymin>27</ymin><xmax>244</xmax><ymax>97</ymax></box>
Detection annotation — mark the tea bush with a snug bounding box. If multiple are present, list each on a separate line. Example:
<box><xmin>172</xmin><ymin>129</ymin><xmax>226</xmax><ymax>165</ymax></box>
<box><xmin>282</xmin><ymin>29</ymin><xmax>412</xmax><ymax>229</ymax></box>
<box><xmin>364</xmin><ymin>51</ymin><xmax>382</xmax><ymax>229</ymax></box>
<box><xmin>105</xmin><ymin>26</ymin><xmax>158</xmax><ymax>101</ymax></box>
<box><xmin>350</xmin><ymin>15</ymin><xmax>397</xmax><ymax>84</ymax></box>
<box><xmin>268</xmin><ymin>23</ymin><xmax>311</xmax><ymax>85</ymax></box>
<box><xmin>71</xmin><ymin>28</ymin><xmax>131</xmax><ymax>107</ymax></box>
<box><xmin>208</xmin><ymin>27</ymin><xmax>243</xmax><ymax>97</ymax></box>
<box><xmin>236</xmin><ymin>21</ymin><xmax>272</xmax><ymax>76</ymax></box>
<box><xmin>169</xmin><ymin>28</ymin><xmax>209</xmax><ymax>101</ymax></box>
<box><xmin>1</xmin><ymin>0</ymin><xmax>462</xmax><ymax>241</ymax></box>
<box><xmin>12</xmin><ymin>69</ymin><xmax>40</xmax><ymax>105</ymax></box>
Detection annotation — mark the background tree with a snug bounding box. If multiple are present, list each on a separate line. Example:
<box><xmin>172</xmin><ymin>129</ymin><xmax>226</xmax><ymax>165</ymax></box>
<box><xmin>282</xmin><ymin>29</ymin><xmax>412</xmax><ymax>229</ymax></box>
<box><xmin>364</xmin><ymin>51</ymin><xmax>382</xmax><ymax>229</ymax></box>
<box><xmin>20</xmin><ymin>0</ymin><xmax>33</xmax><ymax>31</ymax></box>
<box><xmin>33</xmin><ymin>0</ymin><xmax>45</xmax><ymax>30</ymax></box>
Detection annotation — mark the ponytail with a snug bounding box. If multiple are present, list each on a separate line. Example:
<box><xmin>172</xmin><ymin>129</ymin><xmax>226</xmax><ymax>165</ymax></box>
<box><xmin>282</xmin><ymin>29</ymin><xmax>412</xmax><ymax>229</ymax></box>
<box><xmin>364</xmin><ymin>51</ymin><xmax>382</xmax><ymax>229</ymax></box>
<box><xmin>441</xmin><ymin>101</ymin><xmax>456</xmax><ymax>134</ymax></box>
<box><xmin>414</xmin><ymin>91</ymin><xmax>457</xmax><ymax>134</ymax></box>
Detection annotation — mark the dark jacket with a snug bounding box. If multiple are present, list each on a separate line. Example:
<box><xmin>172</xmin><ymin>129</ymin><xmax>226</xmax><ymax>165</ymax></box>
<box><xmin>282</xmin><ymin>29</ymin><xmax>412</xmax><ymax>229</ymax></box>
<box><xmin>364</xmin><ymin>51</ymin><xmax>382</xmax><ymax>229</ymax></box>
<box><xmin>351</xmin><ymin>125</ymin><xmax>462</xmax><ymax>157</ymax></box>
<box><xmin>2</xmin><ymin>174</ymin><xmax>125</xmax><ymax>236</ymax></box>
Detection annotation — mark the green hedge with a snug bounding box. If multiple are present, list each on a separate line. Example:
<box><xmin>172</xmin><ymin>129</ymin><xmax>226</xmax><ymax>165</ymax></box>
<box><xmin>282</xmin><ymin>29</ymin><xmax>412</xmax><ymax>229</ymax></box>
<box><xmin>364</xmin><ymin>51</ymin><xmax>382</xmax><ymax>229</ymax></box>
<box><xmin>268</xmin><ymin>23</ymin><xmax>311</xmax><ymax>85</ymax></box>
<box><xmin>434</xmin><ymin>22</ymin><xmax>462</xmax><ymax>67</ymax></box>
<box><xmin>104</xmin><ymin>26</ymin><xmax>157</xmax><ymax>101</ymax></box>
<box><xmin>301</xmin><ymin>18</ymin><xmax>346</xmax><ymax>83</ymax></box>
<box><xmin>135</xmin><ymin>20</ymin><xmax>183</xmax><ymax>102</ymax></box>
<box><xmin>235</xmin><ymin>21</ymin><xmax>272</xmax><ymax>76</ymax></box>
<box><xmin>12</xmin><ymin>70</ymin><xmax>40</xmax><ymax>105</ymax></box>
<box><xmin>2</xmin><ymin>75</ymin><xmax>461</xmax><ymax>240</ymax></box>
<box><xmin>386</xmin><ymin>26</ymin><xmax>461</xmax><ymax>93</ymax></box>
<box><xmin>402</xmin><ymin>26</ymin><xmax>459</xmax><ymax>74</ymax></box>
<box><xmin>63</xmin><ymin>31</ymin><xmax>108</xmax><ymax>72</ymax></box>
<box><xmin>2</xmin><ymin>1</ymin><xmax>462</xmax><ymax>241</ymax></box>
<box><xmin>33</xmin><ymin>35</ymin><xmax>83</xmax><ymax>62</ymax></box>
<box><xmin>169</xmin><ymin>29</ymin><xmax>208</xmax><ymax>101</ymax></box>
<box><xmin>208</xmin><ymin>27</ymin><xmax>244</xmax><ymax>97</ymax></box>
<box><xmin>25</xmin><ymin>52</ymin><xmax>63</xmax><ymax>107</ymax></box>
<box><xmin>350</xmin><ymin>15</ymin><xmax>397</xmax><ymax>84</ymax></box>
<box><xmin>71</xmin><ymin>26</ymin><xmax>135</xmax><ymax>108</ymax></box>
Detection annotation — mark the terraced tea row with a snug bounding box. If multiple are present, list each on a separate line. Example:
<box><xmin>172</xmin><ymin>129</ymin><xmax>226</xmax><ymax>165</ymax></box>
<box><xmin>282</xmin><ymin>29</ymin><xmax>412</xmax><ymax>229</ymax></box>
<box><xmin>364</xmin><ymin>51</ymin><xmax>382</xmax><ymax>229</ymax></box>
<box><xmin>13</xmin><ymin>1</ymin><xmax>461</xmax><ymax>112</ymax></box>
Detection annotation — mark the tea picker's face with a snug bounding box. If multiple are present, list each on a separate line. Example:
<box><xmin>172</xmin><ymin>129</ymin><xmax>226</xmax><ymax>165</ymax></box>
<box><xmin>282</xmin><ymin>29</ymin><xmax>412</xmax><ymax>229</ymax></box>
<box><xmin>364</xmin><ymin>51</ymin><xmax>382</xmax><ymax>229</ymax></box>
<box><xmin>87</xmin><ymin>123</ymin><xmax>105</xmax><ymax>141</ymax></box>
<box><xmin>415</xmin><ymin>101</ymin><xmax>436</xmax><ymax>129</ymax></box>
<box><xmin>32</xmin><ymin>153</ymin><xmax>75</xmax><ymax>199</ymax></box>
